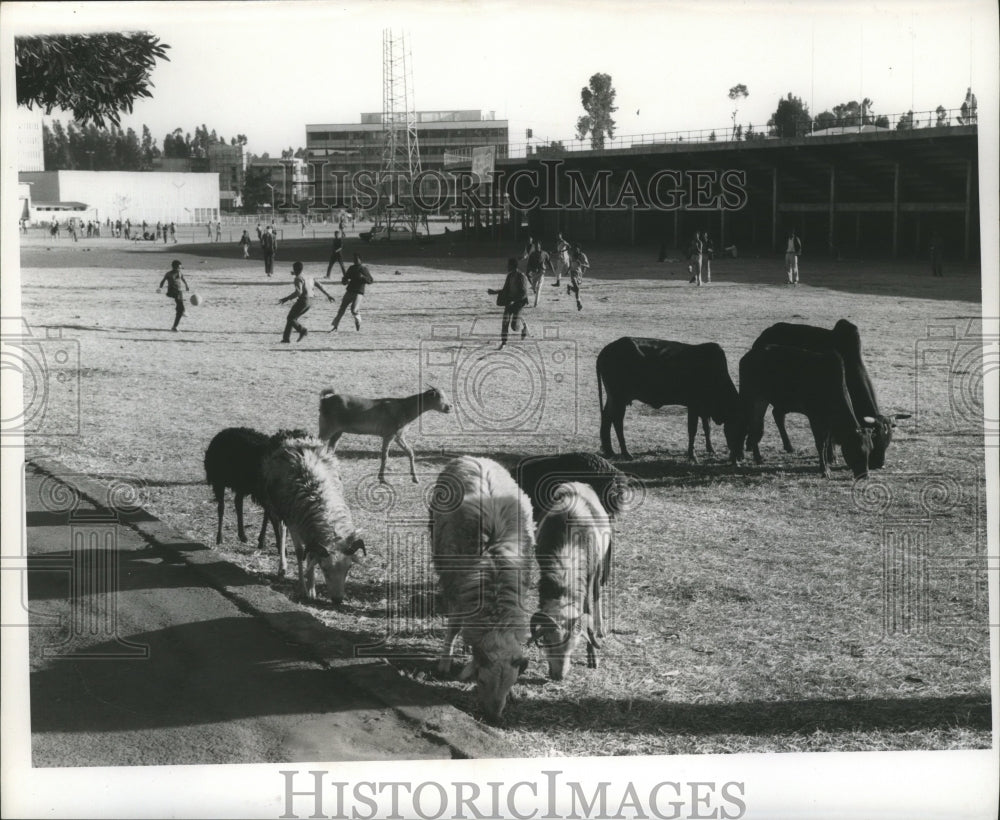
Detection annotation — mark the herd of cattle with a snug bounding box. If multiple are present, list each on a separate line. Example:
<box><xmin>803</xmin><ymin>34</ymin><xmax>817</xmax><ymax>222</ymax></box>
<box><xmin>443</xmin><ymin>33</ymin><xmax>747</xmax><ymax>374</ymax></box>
<box><xmin>204</xmin><ymin>319</ymin><xmax>907</xmax><ymax>722</ymax></box>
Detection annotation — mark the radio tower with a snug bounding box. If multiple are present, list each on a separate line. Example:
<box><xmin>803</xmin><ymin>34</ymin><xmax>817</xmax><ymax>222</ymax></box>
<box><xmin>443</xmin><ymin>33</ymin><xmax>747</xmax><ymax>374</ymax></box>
<box><xmin>380</xmin><ymin>30</ymin><xmax>421</xmax><ymax>235</ymax></box>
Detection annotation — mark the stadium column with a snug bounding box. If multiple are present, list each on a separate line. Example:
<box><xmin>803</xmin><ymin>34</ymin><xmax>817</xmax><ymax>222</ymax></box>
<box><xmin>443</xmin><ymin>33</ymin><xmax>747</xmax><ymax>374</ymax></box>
<box><xmin>964</xmin><ymin>159</ymin><xmax>972</xmax><ymax>261</ymax></box>
<box><xmin>828</xmin><ymin>164</ymin><xmax>836</xmax><ymax>255</ymax></box>
<box><xmin>892</xmin><ymin>162</ymin><xmax>900</xmax><ymax>258</ymax></box>
<box><xmin>771</xmin><ymin>167</ymin><xmax>778</xmax><ymax>251</ymax></box>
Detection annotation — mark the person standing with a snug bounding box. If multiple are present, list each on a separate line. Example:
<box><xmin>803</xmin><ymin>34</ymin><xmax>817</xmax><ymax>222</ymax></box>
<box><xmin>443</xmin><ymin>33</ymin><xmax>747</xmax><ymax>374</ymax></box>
<box><xmin>567</xmin><ymin>244</ymin><xmax>589</xmax><ymax>310</ymax></box>
<box><xmin>784</xmin><ymin>229</ymin><xmax>802</xmax><ymax>284</ymax></box>
<box><xmin>930</xmin><ymin>231</ymin><xmax>944</xmax><ymax>277</ymax></box>
<box><xmin>239</xmin><ymin>230</ymin><xmax>252</xmax><ymax>259</ymax></box>
<box><xmin>332</xmin><ymin>253</ymin><xmax>374</xmax><ymax>331</ymax></box>
<box><xmin>687</xmin><ymin>231</ymin><xmax>703</xmax><ymax>285</ymax></box>
<box><xmin>487</xmin><ymin>258</ymin><xmax>531</xmax><ymax>348</ymax></box>
<box><xmin>261</xmin><ymin>226</ymin><xmax>276</xmax><ymax>276</ymax></box>
<box><xmin>325</xmin><ymin>230</ymin><xmax>346</xmax><ymax>278</ymax></box>
<box><xmin>700</xmin><ymin>231</ymin><xmax>714</xmax><ymax>283</ymax></box>
<box><xmin>157</xmin><ymin>259</ymin><xmax>190</xmax><ymax>332</ymax></box>
<box><xmin>278</xmin><ymin>261</ymin><xmax>334</xmax><ymax>343</ymax></box>
<box><xmin>215</xmin><ymin>221</ymin><xmax>223</xmax><ymax>242</ymax></box>
<box><xmin>206</xmin><ymin>222</ymin><xmax>212</xmax><ymax>240</ymax></box>
<box><xmin>169</xmin><ymin>222</ymin><xmax>177</xmax><ymax>243</ymax></box>
<box><xmin>522</xmin><ymin>240</ymin><xmax>553</xmax><ymax>307</ymax></box>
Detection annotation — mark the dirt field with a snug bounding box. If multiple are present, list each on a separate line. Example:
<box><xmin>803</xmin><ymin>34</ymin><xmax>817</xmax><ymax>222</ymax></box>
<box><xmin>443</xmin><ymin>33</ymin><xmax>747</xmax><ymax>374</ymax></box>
<box><xmin>15</xmin><ymin>233</ymin><xmax>991</xmax><ymax>756</ymax></box>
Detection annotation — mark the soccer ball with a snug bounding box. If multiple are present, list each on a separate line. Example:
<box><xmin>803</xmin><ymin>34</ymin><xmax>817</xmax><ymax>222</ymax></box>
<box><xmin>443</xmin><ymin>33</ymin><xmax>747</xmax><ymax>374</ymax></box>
<box><xmin>190</xmin><ymin>293</ymin><xmax>202</xmax><ymax>306</ymax></box>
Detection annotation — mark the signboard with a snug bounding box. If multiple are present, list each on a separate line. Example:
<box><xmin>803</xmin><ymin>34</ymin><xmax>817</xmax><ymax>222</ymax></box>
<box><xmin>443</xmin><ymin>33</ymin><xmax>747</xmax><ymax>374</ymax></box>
<box><xmin>471</xmin><ymin>145</ymin><xmax>496</xmax><ymax>182</ymax></box>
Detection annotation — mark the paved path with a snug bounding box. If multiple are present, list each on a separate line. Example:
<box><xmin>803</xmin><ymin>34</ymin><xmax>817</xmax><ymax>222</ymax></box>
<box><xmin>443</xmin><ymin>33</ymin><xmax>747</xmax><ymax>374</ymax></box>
<box><xmin>24</xmin><ymin>461</ymin><xmax>468</xmax><ymax>766</ymax></box>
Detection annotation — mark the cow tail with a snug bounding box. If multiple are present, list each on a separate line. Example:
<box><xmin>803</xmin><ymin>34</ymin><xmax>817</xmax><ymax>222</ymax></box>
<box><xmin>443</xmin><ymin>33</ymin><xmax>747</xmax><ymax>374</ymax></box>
<box><xmin>597</xmin><ymin>359</ymin><xmax>605</xmax><ymax>417</ymax></box>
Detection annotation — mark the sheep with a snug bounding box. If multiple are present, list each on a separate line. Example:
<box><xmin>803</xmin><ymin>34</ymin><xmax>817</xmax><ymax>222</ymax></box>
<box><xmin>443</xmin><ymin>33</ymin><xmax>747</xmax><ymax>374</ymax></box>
<box><xmin>515</xmin><ymin>451</ymin><xmax>630</xmax><ymax>521</ymax></box>
<box><xmin>204</xmin><ymin>427</ymin><xmax>308</xmax><ymax>549</ymax></box>
<box><xmin>260</xmin><ymin>435</ymin><xmax>366</xmax><ymax>603</ymax></box>
<box><xmin>429</xmin><ymin>456</ymin><xmax>534</xmax><ymax>723</ymax></box>
<box><xmin>529</xmin><ymin>482</ymin><xmax>612</xmax><ymax>680</ymax></box>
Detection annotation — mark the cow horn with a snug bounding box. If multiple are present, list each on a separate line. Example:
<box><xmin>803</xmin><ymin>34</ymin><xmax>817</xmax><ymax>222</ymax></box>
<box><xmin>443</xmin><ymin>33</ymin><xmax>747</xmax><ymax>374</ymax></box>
<box><xmin>529</xmin><ymin>611</ymin><xmax>557</xmax><ymax>644</ymax></box>
<box><xmin>345</xmin><ymin>537</ymin><xmax>366</xmax><ymax>556</ymax></box>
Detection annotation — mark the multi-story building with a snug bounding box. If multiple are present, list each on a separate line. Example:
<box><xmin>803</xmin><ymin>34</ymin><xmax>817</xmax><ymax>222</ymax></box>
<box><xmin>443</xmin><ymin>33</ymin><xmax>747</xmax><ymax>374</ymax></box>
<box><xmin>245</xmin><ymin>157</ymin><xmax>309</xmax><ymax>211</ymax></box>
<box><xmin>16</xmin><ymin>108</ymin><xmax>45</xmax><ymax>172</ymax></box>
<box><xmin>305</xmin><ymin>110</ymin><xmax>508</xmax><ymax>207</ymax></box>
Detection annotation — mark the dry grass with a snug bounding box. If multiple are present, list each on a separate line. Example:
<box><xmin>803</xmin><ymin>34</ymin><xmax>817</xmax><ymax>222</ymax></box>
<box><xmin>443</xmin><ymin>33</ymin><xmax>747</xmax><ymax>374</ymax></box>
<box><xmin>17</xmin><ymin>234</ymin><xmax>990</xmax><ymax>755</ymax></box>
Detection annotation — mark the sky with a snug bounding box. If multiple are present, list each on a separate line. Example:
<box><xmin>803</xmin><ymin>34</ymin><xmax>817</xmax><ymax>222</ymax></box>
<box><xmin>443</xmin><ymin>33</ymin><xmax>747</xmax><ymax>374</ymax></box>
<box><xmin>3</xmin><ymin>0</ymin><xmax>998</xmax><ymax>156</ymax></box>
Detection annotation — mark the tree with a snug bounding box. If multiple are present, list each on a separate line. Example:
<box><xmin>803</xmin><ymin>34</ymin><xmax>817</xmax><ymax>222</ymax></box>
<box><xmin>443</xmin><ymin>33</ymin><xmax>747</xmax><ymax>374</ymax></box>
<box><xmin>728</xmin><ymin>83</ymin><xmax>748</xmax><ymax>139</ymax></box>
<box><xmin>958</xmin><ymin>87</ymin><xmax>978</xmax><ymax>125</ymax></box>
<box><xmin>575</xmin><ymin>73</ymin><xmax>618</xmax><ymax>150</ymax></box>
<box><xmin>814</xmin><ymin>110</ymin><xmax>837</xmax><ymax>130</ymax></box>
<box><xmin>242</xmin><ymin>166</ymin><xmax>272</xmax><ymax>213</ymax></box>
<box><xmin>767</xmin><ymin>93</ymin><xmax>811</xmax><ymax>138</ymax></box>
<box><xmin>896</xmin><ymin>110</ymin><xmax>914</xmax><ymax>131</ymax></box>
<box><xmin>873</xmin><ymin>115</ymin><xmax>889</xmax><ymax>128</ymax></box>
<box><xmin>15</xmin><ymin>33</ymin><xmax>170</xmax><ymax>128</ymax></box>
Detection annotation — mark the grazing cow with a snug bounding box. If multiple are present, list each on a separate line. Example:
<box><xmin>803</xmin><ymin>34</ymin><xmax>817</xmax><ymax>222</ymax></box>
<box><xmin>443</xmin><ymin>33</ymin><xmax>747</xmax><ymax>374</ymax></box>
<box><xmin>260</xmin><ymin>436</ymin><xmax>366</xmax><ymax>602</ymax></box>
<box><xmin>429</xmin><ymin>456</ymin><xmax>533</xmax><ymax>723</ymax></box>
<box><xmin>318</xmin><ymin>387</ymin><xmax>451</xmax><ymax>483</ymax></box>
<box><xmin>530</xmin><ymin>482</ymin><xmax>612</xmax><ymax>680</ymax></box>
<box><xmin>515</xmin><ymin>452</ymin><xmax>629</xmax><ymax>521</ymax></box>
<box><xmin>753</xmin><ymin>320</ymin><xmax>909</xmax><ymax>468</ymax></box>
<box><xmin>739</xmin><ymin>344</ymin><xmax>875</xmax><ymax>478</ymax></box>
<box><xmin>597</xmin><ymin>337</ymin><xmax>745</xmax><ymax>462</ymax></box>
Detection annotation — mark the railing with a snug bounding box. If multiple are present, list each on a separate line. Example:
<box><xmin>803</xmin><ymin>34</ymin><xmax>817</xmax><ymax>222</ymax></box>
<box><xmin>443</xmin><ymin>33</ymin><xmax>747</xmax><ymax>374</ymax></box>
<box><xmin>500</xmin><ymin>107</ymin><xmax>976</xmax><ymax>160</ymax></box>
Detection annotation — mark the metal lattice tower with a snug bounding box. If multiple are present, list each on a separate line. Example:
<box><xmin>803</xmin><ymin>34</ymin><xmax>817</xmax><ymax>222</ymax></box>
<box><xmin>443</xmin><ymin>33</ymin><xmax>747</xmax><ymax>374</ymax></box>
<box><xmin>380</xmin><ymin>30</ymin><xmax>421</xmax><ymax>228</ymax></box>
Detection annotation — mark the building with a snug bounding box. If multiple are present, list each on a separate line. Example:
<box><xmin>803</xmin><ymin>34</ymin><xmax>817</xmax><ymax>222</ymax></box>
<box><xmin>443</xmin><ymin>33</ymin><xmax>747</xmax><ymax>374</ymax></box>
<box><xmin>305</xmin><ymin>110</ymin><xmax>509</xmax><ymax>206</ymax></box>
<box><xmin>206</xmin><ymin>142</ymin><xmax>247</xmax><ymax>209</ymax></box>
<box><xmin>16</xmin><ymin>108</ymin><xmax>45</xmax><ymax>172</ymax></box>
<box><xmin>245</xmin><ymin>157</ymin><xmax>309</xmax><ymax>212</ymax></box>
<box><xmin>17</xmin><ymin>170</ymin><xmax>220</xmax><ymax>225</ymax></box>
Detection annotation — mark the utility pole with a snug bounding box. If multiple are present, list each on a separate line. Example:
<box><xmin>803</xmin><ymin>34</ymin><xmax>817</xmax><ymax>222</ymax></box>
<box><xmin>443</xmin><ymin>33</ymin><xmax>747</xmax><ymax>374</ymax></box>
<box><xmin>379</xmin><ymin>29</ymin><xmax>422</xmax><ymax>238</ymax></box>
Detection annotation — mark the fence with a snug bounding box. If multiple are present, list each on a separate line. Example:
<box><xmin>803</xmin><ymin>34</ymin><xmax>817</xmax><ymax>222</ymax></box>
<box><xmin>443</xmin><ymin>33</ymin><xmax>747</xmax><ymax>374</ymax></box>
<box><xmin>503</xmin><ymin>107</ymin><xmax>976</xmax><ymax>159</ymax></box>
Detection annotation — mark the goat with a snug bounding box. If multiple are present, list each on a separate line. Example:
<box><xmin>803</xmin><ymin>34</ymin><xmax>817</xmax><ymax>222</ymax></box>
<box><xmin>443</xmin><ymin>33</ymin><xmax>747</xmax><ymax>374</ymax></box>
<box><xmin>204</xmin><ymin>427</ymin><xmax>308</xmax><ymax>549</ymax></box>
<box><xmin>530</xmin><ymin>482</ymin><xmax>612</xmax><ymax>680</ymax></box>
<box><xmin>260</xmin><ymin>436</ymin><xmax>366</xmax><ymax>602</ymax></box>
<box><xmin>515</xmin><ymin>452</ymin><xmax>629</xmax><ymax>521</ymax></box>
<box><xmin>318</xmin><ymin>387</ymin><xmax>451</xmax><ymax>483</ymax></box>
<box><xmin>429</xmin><ymin>456</ymin><xmax>533</xmax><ymax>723</ymax></box>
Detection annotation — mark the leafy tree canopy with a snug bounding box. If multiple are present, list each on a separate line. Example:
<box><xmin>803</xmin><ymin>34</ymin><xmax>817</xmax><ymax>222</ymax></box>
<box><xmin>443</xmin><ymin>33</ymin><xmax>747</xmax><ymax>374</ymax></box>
<box><xmin>576</xmin><ymin>72</ymin><xmax>618</xmax><ymax>150</ymax></box>
<box><xmin>16</xmin><ymin>32</ymin><xmax>170</xmax><ymax>128</ymax></box>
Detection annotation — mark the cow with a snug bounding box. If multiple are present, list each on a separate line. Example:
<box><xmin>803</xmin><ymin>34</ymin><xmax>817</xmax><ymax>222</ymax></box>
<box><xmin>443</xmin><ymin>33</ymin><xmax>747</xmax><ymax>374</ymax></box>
<box><xmin>739</xmin><ymin>344</ymin><xmax>876</xmax><ymax>479</ymax></box>
<box><xmin>318</xmin><ymin>387</ymin><xmax>451</xmax><ymax>483</ymax></box>
<box><xmin>597</xmin><ymin>337</ymin><xmax>745</xmax><ymax>462</ymax></box>
<box><xmin>752</xmin><ymin>320</ymin><xmax>909</xmax><ymax>468</ymax></box>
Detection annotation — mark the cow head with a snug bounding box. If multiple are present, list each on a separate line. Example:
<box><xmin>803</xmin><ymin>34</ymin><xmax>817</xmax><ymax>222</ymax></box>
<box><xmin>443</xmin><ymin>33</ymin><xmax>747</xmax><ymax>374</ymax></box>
<box><xmin>841</xmin><ymin>421</ymin><xmax>876</xmax><ymax>479</ymax></box>
<box><xmin>530</xmin><ymin>607</ymin><xmax>590</xmax><ymax>681</ymax></box>
<box><xmin>723</xmin><ymin>416</ymin><xmax>747</xmax><ymax>463</ymax></box>
<box><xmin>868</xmin><ymin>413</ymin><xmax>911</xmax><ymax>469</ymax></box>
<box><xmin>307</xmin><ymin>532</ymin><xmax>366</xmax><ymax>604</ymax></box>
<box><xmin>461</xmin><ymin>640</ymin><xmax>528</xmax><ymax>724</ymax></box>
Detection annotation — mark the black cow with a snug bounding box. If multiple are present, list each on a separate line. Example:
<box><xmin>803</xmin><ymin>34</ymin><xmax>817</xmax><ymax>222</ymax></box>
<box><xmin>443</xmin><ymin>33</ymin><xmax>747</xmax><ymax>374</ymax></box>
<box><xmin>597</xmin><ymin>337</ymin><xmax>745</xmax><ymax>461</ymax></box>
<box><xmin>739</xmin><ymin>344</ymin><xmax>875</xmax><ymax>478</ymax></box>
<box><xmin>515</xmin><ymin>452</ymin><xmax>629</xmax><ymax>521</ymax></box>
<box><xmin>752</xmin><ymin>320</ymin><xmax>909</xmax><ymax>468</ymax></box>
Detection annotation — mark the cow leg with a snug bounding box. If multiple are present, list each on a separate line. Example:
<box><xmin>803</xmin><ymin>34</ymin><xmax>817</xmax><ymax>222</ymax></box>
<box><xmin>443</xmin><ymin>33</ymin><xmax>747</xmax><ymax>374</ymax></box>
<box><xmin>592</xmin><ymin>573</ymin><xmax>605</xmax><ymax>639</ymax></box>
<box><xmin>686</xmin><ymin>409</ymin><xmax>700</xmax><ymax>462</ymax></box>
<box><xmin>773</xmin><ymin>408</ymin><xmax>795</xmax><ymax>453</ymax></box>
<box><xmin>746</xmin><ymin>402</ymin><xmax>767</xmax><ymax>464</ymax></box>
<box><xmin>586</xmin><ymin>632</ymin><xmax>599</xmax><ymax>669</ymax></box>
<box><xmin>395</xmin><ymin>432</ymin><xmax>419</xmax><ymax>483</ymax></box>
<box><xmin>438</xmin><ymin>618</ymin><xmax>461</xmax><ymax>675</ymax></box>
<box><xmin>274</xmin><ymin>519</ymin><xmax>288</xmax><ymax>577</ymax></box>
<box><xmin>599</xmin><ymin>401</ymin><xmax>616</xmax><ymax>456</ymax></box>
<box><xmin>289</xmin><ymin>530</ymin><xmax>313</xmax><ymax>598</ymax></box>
<box><xmin>612</xmin><ymin>405</ymin><xmax>632</xmax><ymax>460</ymax></box>
<box><xmin>214</xmin><ymin>488</ymin><xmax>225</xmax><ymax>545</ymax></box>
<box><xmin>235</xmin><ymin>493</ymin><xmax>248</xmax><ymax>543</ymax></box>
<box><xmin>808</xmin><ymin>421</ymin><xmax>833</xmax><ymax>478</ymax></box>
<box><xmin>256</xmin><ymin>506</ymin><xmax>270</xmax><ymax>550</ymax></box>
<box><xmin>326</xmin><ymin>431</ymin><xmax>343</xmax><ymax>453</ymax></box>
<box><xmin>702</xmin><ymin>414</ymin><xmax>715</xmax><ymax>454</ymax></box>
<box><xmin>378</xmin><ymin>436</ymin><xmax>392</xmax><ymax>484</ymax></box>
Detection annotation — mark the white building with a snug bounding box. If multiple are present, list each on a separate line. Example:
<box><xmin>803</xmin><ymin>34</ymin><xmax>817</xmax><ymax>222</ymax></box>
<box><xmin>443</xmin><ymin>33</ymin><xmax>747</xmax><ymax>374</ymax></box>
<box><xmin>17</xmin><ymin>170</ymin><xmax>220</xmax><ymax>224</ymax></box>
<box><xmin>16</xmin><ymin>108</ymin><xmax>45</xmax><ymax>172</ymax></box>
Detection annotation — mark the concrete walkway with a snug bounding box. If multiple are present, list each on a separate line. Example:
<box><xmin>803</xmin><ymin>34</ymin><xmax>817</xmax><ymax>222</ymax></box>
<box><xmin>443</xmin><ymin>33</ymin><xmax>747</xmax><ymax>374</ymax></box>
<box><xmin>23</xmin><ymin>459</ymin><xmax>514</xmax><ymax>766</ymax></box>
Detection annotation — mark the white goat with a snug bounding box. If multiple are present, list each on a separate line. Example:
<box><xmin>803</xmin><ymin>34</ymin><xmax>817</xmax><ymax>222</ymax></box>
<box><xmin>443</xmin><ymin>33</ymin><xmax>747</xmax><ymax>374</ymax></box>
<box><xmin>260</xmin><ymin>436</ymin><xmax>366</xmax><ymax>603</ymax></box>
<box><xmin>530</xmin><ymin>482</ymin><xmax>612</xmax><ymax>680</ymax></box>
<box><xmin>429</xmin><ymin>456</ymin><xmax>534</xmax><ymax>723</ymax></box>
